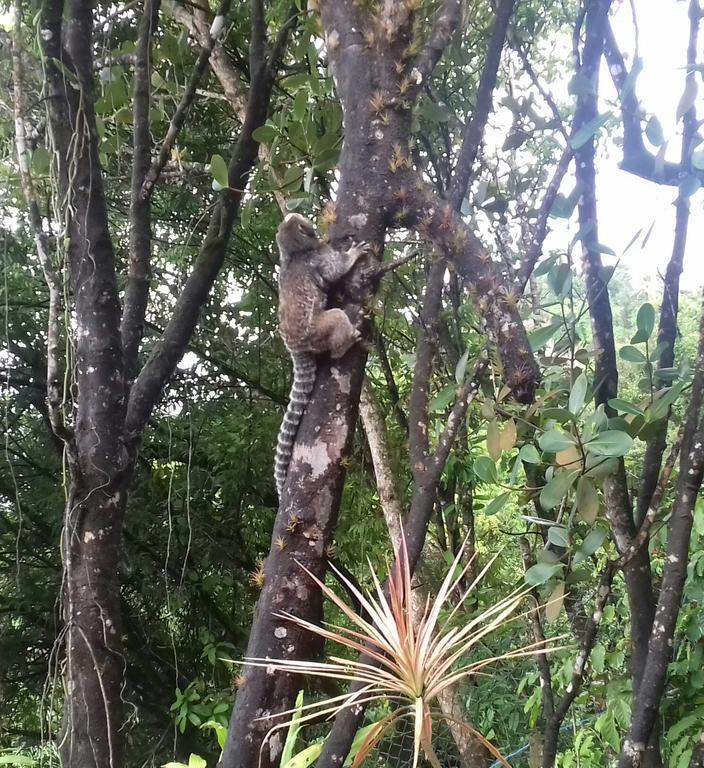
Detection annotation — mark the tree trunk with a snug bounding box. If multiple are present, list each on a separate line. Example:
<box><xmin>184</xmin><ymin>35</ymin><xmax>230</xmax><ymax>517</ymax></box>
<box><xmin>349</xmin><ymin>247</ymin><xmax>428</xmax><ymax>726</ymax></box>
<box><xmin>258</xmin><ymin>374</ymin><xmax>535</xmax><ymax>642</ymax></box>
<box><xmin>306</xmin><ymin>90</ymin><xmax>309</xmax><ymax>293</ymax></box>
<box><xmin>60</xmin><ymin>478</ymin><xmax>129</xmax><ymax>768</ymax></box>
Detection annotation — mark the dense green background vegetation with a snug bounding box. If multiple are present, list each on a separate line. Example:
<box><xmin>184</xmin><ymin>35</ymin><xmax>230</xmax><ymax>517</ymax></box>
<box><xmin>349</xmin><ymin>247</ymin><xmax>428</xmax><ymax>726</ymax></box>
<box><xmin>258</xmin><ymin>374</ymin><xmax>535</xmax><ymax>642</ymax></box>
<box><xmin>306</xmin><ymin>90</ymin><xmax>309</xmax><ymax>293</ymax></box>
<box><xmin>1</xmin><ymin>1</ymin><xmax>704</xmax><ymax>767</ymax></box>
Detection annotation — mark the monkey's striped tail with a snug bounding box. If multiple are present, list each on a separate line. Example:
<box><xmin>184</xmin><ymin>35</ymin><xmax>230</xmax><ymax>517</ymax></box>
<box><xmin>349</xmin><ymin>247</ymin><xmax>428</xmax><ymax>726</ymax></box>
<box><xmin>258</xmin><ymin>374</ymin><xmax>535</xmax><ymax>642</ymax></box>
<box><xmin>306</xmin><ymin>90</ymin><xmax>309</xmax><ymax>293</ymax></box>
<box><xmin>275</xmin><ymin>352</ymin><xmax>317</xmax><ymax>497</ymax></box>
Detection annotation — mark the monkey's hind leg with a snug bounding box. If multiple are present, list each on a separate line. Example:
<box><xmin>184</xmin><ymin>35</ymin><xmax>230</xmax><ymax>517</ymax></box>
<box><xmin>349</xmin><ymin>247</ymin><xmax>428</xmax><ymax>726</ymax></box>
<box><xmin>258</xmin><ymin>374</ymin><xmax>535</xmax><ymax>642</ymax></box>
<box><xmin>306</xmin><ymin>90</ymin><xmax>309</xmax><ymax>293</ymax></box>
<box><xmin>310</xmin><ymin>308</ymin><xmax>360</xmax><ymax>359</ymax></box>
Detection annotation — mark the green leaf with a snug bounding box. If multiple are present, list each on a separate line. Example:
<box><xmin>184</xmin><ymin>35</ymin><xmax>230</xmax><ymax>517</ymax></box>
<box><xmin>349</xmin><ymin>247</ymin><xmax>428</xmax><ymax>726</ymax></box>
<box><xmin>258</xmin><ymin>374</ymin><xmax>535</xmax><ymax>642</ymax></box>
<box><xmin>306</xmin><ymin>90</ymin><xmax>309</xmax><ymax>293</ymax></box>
<box><xmin>548</xmin><ymin>263</ymin><xmax>572</xmax><ymax>299</ymax></box>
<box><xmin>621</xmin><ymin>56</ymin><xmax>643</xmax><ymax>99</ymax></box>
<box><xmin>200</xmin><ymin>720</ymin><xmax>227</xmax><ymax>750</ymax></box>
<box><xmin>645</xmin><ymin>116</ymin><xmax>665</xmax><ymax>146</ymax></box>
<box><xmin>540</xmin><ymin>470</ymin><xmax>579</xmax><ymax>510</ymax></box>
<box><xmin>679</xmin><ymin>173</ymin><xmax>701</xmax><ymax>198</ymax></box>
<box><xmin>591</xmin><ymin>643</ymin><xmax>606</xmax><ymax>674</ymax></box>
<box><xmin>252</xmin><ymin>124</ymin><xmax>277</xmax><ymax>144</ymax></box>
<box><xmin>654</xmin><ymin>141</ymin><xmax>668</xmax><ymax>180</ymax></box>
<box><xmin>619</xmin><ymin>345</ymin><xmax>647</xmax><ymax>363</ymax></box>
<box><xmin>574</xmin><ymin>527</ymin><xmax>608</xmax><ymax>565</ymax></box>
<box><xmin>533</xmin><ymin>254</ymin><xmax>558</xmax><ymax>277</ymax></box>
<box><xmin>653</xmin><ymin>367</ymin><xmax>681</xmax><ymax>383</ymax></box>
<box><xmin>607</xmin><ymin>398</ymin><xmax>644</xmax><ymax>416</ymax></box>
<box><xmin>455</xmin><ymin>347</ymin><xmax>470</xmax><ymax>383</ymax></box>
<box><xmin>542</xmin><ymin>407</ymin><xmax>574</xmax><ymax>423</ymax></box>
<box><xmin>667</xmin><ymin>710</ymin><xmax>704</xmax><ymax>741</ymax></box>
<box><xmin>429</xmin><ymin>384</ymin><xmax>455</xmax><ymax>412</ymax></box>
<box><xmin>209</xmin><ymin>154</ymin><xmax>229</xmax><ymax>190</ymax></box>
<box><xmin>549</xmin><ymin>192</ymin><xmax>577</xmax><ymax>219</ymax></box>
<box><xmin>31</xmin><ymin>146</ymin><xmax>51</xmax><ymax>176</ymax></box>
<box><xmin>283</xmin><ymin>743</ymin><xmax>323</xmax><ymax>768</ymax></box>
<box><xmin>281</xmin><ymin>691</ymin><xmax>305</xmax><ymax>765</ymax></box>
<box><xmin>692</xmin><ymin>147</ymin><xmax>704</xmax><ymax>170</ymax></box>
<box><xmin>502</xmin><ymin>130</ymin><xmax>530</xmax><ymax>151</ymax></box>
<box><xmin>568</xmin><ymin>71</ymin><xmax>596</xmax><ymax>96</ymax></box>
<box><xmin>545</xmin><ymin>580</ymin><xmax>565</xmax><ymax>622</ymax></box>
<box><xmin>525</xmin><ymin>561</ymin><xmax>563</xmax><ymax>587</ymax></box>
<box><xmin>570</xmin><ymin>112</ymin><xmax>610</xmax><ymax>150</ymax></box>
<box><xmin>569</xmin><ymin>372</ymin><xmax>588</xmax><ymax>415</ymax></box>
<box><xmin>636</xmin><ymin>303</ymin><xmax>655</xmax><ymax>339</ymax></box>
<box><xmin>538</xmin><ymin>429</ymin><xmax>577</xmax><ymax>453</ymax></box>
<box><xmin>596</xmin><ymin>711</ymin><xmax>620</xmax><ymax>753</ymax></box>
<box><xmin>647</xmin><ymin>382</ymin><xmax>686</xmax><ymax>421</ymax></box>
<box><xmin>345</xmin><ymin>721</ymin><xmax>387</xmax><ymax>766</ymax></box>
<box><xmin>593</xmin><ymin>242</ymin><xmax>616</xmax><ymax>256</ymax></box>
<box><xmin>576</xmin><ymin>476</ymin><xmax>599</xmax><ymax>523</ymax></box>
<box><xmin>677</xmin><ymin>78</ymin><xmax>698</xmax><ymax>121</ymax></box>
<box><xmin>313</xmin><ymin>148</ymin><xmax>340</xmax><ymax>172</ymax></box>
<box><xmin>0</xmin><ymin>758</ymin><xmax>35</xmax><ymax>766</ymax></box>
<box><xmin>482</xmin><ymin>492</ymin><xmax>510</xmax><ymax>516</ymax></box>
<box><xmin>474</xmin><ymin>456</ymin><xmax>498</xmax><ymax>484</ymax></box>
<box><xmin>547</xmin><ymin>525</ymin><xmax>569</xmax><ymax>548</ymax></box>
<box><xmin>529</xmin><ymin>321</ymin><xmax>562</xmax><ymax>350</ymax></box>
<box><xmin>611</xmin><ymin>697</ymin><xmax>631</xmax><ymax>730</ymax></box>
<box><xmin>519</xmin><ymin>444</ymin><xmax>541</xmax><ymax>464</ymax></box>
<box><xmin>293</xmin><ymin>89</ymin><xmax>308</xmax><ymax>121</ymax></box>
<box><xmin>585</xmin><ymin>430</ymin><xmax>633</xmax><ymax>458</ymax></box>
<box><xmin>281</xmin><ymin>165</ymin><xmax>304</xmax><ymax>192</ymax></box>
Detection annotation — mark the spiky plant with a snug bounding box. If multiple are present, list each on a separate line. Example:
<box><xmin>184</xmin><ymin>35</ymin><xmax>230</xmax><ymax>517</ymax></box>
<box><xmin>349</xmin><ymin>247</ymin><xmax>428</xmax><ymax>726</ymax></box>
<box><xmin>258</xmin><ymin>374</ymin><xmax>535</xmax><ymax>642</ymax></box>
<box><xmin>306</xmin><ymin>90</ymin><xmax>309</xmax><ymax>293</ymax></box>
<box><xmin>246</xmin><ymin>531</ymin><xmax>557</xmax><ymax>767</ymax></box>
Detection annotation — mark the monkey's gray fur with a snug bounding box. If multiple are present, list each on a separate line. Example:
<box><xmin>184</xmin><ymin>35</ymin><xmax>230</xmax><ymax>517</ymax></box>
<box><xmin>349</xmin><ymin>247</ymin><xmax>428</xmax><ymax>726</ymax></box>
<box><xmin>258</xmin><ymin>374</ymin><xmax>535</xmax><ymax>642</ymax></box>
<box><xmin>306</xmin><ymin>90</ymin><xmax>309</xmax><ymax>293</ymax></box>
<box><xmin>274</xmin><ymin>213</ymin><xmax>368</xmax><ymax>497</ymax></box>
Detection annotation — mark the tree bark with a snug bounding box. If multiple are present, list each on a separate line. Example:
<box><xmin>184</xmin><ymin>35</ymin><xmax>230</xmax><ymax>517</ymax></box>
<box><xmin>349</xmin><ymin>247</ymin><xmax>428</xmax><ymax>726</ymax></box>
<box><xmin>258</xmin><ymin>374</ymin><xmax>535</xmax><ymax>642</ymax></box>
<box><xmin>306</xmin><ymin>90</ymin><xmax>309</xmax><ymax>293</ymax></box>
<box><xmin>30</xmin><ymin>2</ymin><xmax>292</xmax><ymax>766</ymax></box>
<box><xmin>39</xmin><ymin>4</ymin><xmax>130</xmax><ymax>765</ymax></box>
<box><xmin>619</xmin><ymin>287</ymin><xmax>704</xmax><ymax>766</ymax></box>
<box><xmin>231</xmin><ymin>3</ymin><xmax>535</xmax><ymax>766</ymax></box>
<box><xmin>690</xmin><ymin>733</ymin><xmax>704</xmax><ymax>768</ymax></box>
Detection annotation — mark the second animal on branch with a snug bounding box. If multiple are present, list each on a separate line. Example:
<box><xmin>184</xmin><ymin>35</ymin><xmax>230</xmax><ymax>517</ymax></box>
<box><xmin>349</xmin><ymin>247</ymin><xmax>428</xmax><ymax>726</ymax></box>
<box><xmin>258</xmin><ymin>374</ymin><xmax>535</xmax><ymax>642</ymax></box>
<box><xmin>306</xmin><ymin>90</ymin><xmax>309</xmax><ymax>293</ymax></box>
<box><xmin>273</xmin><ymin>213</ymin><xmax>369</xmax><ymax>497</ymax></box>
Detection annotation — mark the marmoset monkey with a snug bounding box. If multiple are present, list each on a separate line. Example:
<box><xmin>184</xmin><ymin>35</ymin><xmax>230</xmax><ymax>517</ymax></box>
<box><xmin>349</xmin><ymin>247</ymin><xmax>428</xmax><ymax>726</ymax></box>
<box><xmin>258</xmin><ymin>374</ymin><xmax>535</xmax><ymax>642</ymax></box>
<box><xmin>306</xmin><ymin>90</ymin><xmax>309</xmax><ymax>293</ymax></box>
<box><xmin>274</xmin><ymin>213</ymin><xmax>369</xmax><ymax>497</ymax></box>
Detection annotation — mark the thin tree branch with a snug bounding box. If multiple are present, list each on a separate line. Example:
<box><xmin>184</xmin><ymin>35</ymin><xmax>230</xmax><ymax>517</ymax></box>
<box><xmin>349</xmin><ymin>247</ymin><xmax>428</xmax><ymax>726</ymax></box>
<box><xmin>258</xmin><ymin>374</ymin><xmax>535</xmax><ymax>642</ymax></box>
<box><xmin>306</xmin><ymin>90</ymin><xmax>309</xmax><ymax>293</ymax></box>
<box><xmin>409</xmin><ymin>259</ymin><xmax>446</xmax><ymax>472</ymax></box>
<box><xmin>125</xmin><ymin>0</ymin><xmax>297</xmax><ymax>440</ymax></box>
<box><xmin>618</xmin><ymin>430</ymin><xmax>681</xmax><ymax>569</ymax></box>
<box><xmin>371</xmin><ymin>328</ymin><xmax>409</xmax><ymax>435</ymax></box>
<box><xmin>410</xmin><ymin>186</ymin><xmax>541</xmax><ymax>404</ymax></box>
<box><xmin>620</xmin><ymin>285</ymin><xmax>704</xmax><ymax>767</ymax></box>
<box><xmin>514</xmin><ymin>41</ymin><xmax>570</xmax><ymax>142</ymax></box>
<box><xmin>633</xmin><ymin>1</ymin><xmax>698</xmax><ymax>526</ymax></box>
<box><xmin>604</xmin><ymin>22</ymin><xmax>698</xmax><ymax>186</ymax></box>
<box><xmin>448</xmin><ymin>0</ymin><xmax>518</xmax><ymax>208</ymax></box>
<box><xmin>123</xmin><ymin>0</ymin><xmax>161</xmax><ymax>378</ymax></box>
<box><xmin>141</xmin><ymin>0</ymin><xmax>232</xmax><ymax>200</ymax></box>
<box><xmin>543</xmin><ymin>562</ymin><xmax>617</xmax><ymax>767</ymax></box>
<box><xmin>518</xmin><ymin>146</ymin><xmax>572</xmax><ymax>291</ymax></box>
<box><xmin>162</xmin><ymin>0</ymin><xmax>247</xmax><ymax>114</ymax></box>
<box><xmin>519</xmin><ymin>538</ymin><xmax>555</xmax><ymax>721</ymax></box>
<box><xmin>10</xmin><ymin>0</ymin><xmax>69</xmax><ymax>444</ymax></box>
<box><xmin>359</xmin><ymin>377</ymin><xmax>405</xmax><ymax>543</ymax></box>
<box><xmin>572</xmin><ymin>0</ymin><xmax>657</xmax><ymax>731</ymax></box>
<box><xmin>414</xmin><ymin>0</ymin><xmax>464</xmax><ymax>84</ymax></box>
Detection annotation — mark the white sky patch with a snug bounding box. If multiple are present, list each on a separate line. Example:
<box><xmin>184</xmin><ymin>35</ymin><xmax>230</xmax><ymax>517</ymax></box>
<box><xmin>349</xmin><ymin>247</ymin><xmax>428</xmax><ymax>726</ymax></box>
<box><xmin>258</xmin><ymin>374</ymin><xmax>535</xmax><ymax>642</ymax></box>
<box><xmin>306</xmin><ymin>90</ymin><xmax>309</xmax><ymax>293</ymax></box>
<box><xmin>484</xmin><ymin>1</ymin><xmax>704</xmax><ymax>290</ymax></box>
<box><xmin>596</xmin><ymin>1</ymin><xmax>704</xmax><ymax>288</ymax></box>
<box><xmin>2</xmin><ymin>4</ymin><xmax>699</xmax><ymax>290</ymax></box>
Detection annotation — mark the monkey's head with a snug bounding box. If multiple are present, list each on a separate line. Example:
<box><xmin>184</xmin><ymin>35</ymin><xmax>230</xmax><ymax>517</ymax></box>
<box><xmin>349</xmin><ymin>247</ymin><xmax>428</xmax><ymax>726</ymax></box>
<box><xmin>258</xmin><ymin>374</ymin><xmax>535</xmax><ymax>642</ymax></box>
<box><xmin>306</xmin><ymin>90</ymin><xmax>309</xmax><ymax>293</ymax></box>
<box><xmin>276</xmin><ymin>213</ymin><xmax>319</xmax><ymax>260</ymax></box>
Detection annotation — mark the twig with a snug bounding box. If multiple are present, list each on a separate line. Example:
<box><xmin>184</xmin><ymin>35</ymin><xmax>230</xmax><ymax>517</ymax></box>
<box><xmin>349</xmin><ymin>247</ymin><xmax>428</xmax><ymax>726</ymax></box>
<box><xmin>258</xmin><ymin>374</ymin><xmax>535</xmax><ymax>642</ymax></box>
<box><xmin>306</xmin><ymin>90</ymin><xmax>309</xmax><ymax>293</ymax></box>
<box><xmin>414</xmin><ymin>0</ymin><xmax>464</xmax><ymax>85</ymax></box>
<box><xmin>448</xmin><ymin>0</ymin><xmax>518</xmax><ymax>207</ymax></box>
<box><xmin>376</xmin><ymin>249</ymin><xmax>420</xmax><ymax>276</ymax></box>
<box><xmin>141</xmin><ymin>0</ymin><xmax>232</xmax><ymax>200</ymax></box>
<box><xmin>10</xmin><ymin>0</ymin><xmax>70</xmax><ymax>444</ymax></box>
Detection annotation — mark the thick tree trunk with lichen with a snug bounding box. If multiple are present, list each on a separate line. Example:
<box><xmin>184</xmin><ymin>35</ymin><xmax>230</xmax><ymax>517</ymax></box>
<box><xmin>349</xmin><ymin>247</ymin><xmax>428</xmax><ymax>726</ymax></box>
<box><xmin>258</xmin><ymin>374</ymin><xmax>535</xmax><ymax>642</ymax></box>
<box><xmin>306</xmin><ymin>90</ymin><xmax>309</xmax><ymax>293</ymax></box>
<box><xmin>28</xmin><ymin>2</ymin><xmax>292</xmax><ymax>766</ymax></box>
<box><xmin>222</xmin><ymin>4</ymin><xmax>540</xmax><ymax>766</ymax></box>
